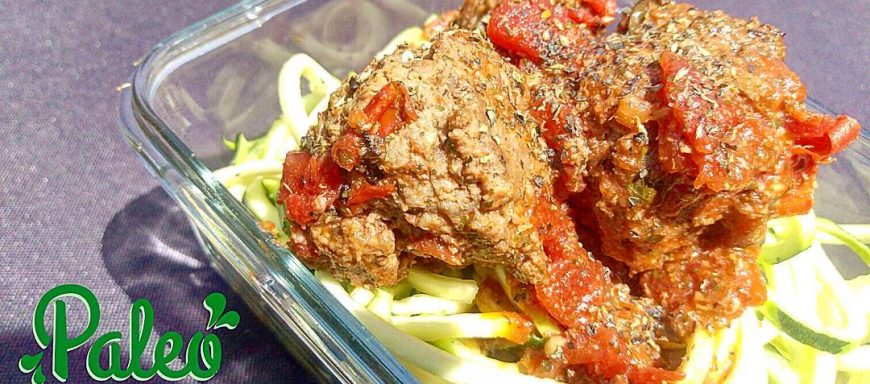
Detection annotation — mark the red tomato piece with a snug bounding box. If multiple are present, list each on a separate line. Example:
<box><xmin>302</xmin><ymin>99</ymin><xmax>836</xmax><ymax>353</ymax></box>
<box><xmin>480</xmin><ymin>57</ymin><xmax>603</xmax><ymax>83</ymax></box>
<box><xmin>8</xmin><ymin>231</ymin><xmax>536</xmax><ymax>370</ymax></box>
<box><xmin>529</xmin><ymin>95</ymin><xmax>585</xmax><ymax>197</ymax></box>
<box><xmin>282</xmin><ymin>194</ymin><xmax>318</xmax><ymax>226</ymax></box>
<box><xmin>346</xmin><ymin>180</ymin><xmax>396</xmax><ymax>206</ymax></box>
<box><xmin>562</xmin><ymin>327</ymin><xmax>630</xmax><ymax>379</ymax></box>
<box><xmin>408</xmin><ymin>235</ymin><xmax>461</xmax><ymax>266</ymax></box>
<box><xmin>581</xmin><ymin>0</ymin><xmax>617</xmax><ymax>18</ymax></box>
<box><xmin>656</xmin><ymin>119</ymin><xmax>696</xmax><ymax>175</ymax></box>
<box><xmin>660</xmin><ymin>51</ymin><xmax>738</xmax><ymax>154</ymax></box>
<box><xmin>532</xmin><ymin>198</ymin><xmax>585</xmax><ymax>262</ymax></box>
<box><xmin>279</xmin><ymin>151</ymin><xmax>343</xmax><ymax>225</ymax></box>
<box><xmin>487</xmin><ymin>0</ymin><xmax>554</xmax><ymax>63</ymax></box>
<box><xmin>534</xmin><ymin>257</ymin><xmax>606</xmax><ymax>328</ymax></box>
<box><xmin>532</xmin><ymin>197</ymin><xmax>608</xmax><ymax>326</ymax></box>
<box><xmin>659</xmin><ymin>51</ymin><xmax>755</xmax><ymax>191</ymax></box>
<box><xmin>691</xmin><ymin>118</ymin><xmax>763</xmax><ymax>192</ymax></box>
<box><xmin>530</xmin><ymin>93</ymin><xmax>570</xmax><ymax>151</ymax></box>
<box><xmin>280</xmin><ymin>151</ymin><xmax>311</xmax><ymax>192</ymax></box>
<box><xmin>786</xmin><ymin>112</ymin><xmax>861</xmax><ymax>157</ymax></box>
<box><xmin>376</xmin><ymin>107</ymin><xmax>402</xmax><ymax>137</ymax></box>
<box><xmin>774</xmin><ymin>155</ymin><xmax>818</xmax><ymax>217</ymax></box>
<box><xmin>487</xmin><ymin>0</ymin><xmax>595</xmax><ymax>64</ymax></box>
<box><xmin>331</xmin><ymin>131</ymin><xmax>364</xmax><ymax>170</ymax></box>
<box><xmin>349</xmin><ymin>81</ymin><xmax>416</xmax><ymax>137</ymax></box>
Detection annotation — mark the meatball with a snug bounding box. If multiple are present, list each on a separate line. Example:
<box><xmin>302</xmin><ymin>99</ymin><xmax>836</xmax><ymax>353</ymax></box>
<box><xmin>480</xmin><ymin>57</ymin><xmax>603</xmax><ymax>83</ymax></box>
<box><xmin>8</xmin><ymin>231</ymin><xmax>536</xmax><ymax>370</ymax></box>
<box><xmin>482</xmin><ymin>0</ymin><xmax>860</xmax><ymax>334</ymax></box>
<box><xmin>281</xmin><ymin>30</ymin><xmax>553</xmax><ymax>287</ymax></box>
<box><xmin>570</xmin><ymin>1</ymin><xmax>851</xmax><ymax>334</ymax></box>
<box><xmin>281</xmin><ymin>26</ymin><xmax>669</xmax><ymax>382</ymax></box>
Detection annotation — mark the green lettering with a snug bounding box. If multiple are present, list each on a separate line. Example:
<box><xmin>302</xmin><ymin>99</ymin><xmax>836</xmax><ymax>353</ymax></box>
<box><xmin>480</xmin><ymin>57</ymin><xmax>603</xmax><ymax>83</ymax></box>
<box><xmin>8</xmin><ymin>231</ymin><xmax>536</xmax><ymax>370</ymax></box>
<box><xmin>86</xmin><ymin>331</ymin><xmax>130</xmax><ymax>380</ymax></box>
<box><xmin>155</xmin><ymin>331</ymin><xmax>188</xmax><ymax>381</ymax></box>
<box><xmin>23</xmin><ymin>287</ymin><xmax>234</xmax><ymax>383</ymax></box>
<box><xmin>187</xmin><ymin>333</ymin><xmax>222</xmax><ymax>381</ymax></box>
<box><xmin>129</xmin><ymin>299</ymin><xmax>155</xmax><ymax>379</ymax></box>
<box><xmin>32</xmin><ymin>284</ymin><xmax>99</xmax><ymax>382</ymax></box>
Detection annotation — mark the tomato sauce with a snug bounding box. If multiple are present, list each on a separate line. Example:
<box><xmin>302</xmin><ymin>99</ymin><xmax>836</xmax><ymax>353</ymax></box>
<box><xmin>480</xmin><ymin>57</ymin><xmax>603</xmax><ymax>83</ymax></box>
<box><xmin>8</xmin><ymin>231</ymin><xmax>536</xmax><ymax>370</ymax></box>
<box><xmin>281</xmin><ymin>82</ymin><xmax>415</xmax><ymax>227</ymax></box>
<box><xmin>278</xmin><ymin>152</ymin><xmax>343</xmax><ymax>225</ymax></box>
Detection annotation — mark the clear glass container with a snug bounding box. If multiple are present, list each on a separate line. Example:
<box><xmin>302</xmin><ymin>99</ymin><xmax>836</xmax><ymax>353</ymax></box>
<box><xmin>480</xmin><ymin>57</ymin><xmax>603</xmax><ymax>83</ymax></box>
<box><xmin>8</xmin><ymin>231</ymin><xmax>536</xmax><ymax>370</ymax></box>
<box><xmin>118</xmin><ymin>0</ymin><xmax>868</xmax><ymax>382</ymax></box>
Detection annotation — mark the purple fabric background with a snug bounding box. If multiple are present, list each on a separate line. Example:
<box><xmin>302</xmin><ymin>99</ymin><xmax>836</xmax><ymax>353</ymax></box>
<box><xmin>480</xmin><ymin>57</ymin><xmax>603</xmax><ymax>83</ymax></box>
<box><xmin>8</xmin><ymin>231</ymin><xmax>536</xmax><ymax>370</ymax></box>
<box><xmin>0</xmin><ymin>1</ymin><xmax>866</xmax><ymax>382</ymax></box>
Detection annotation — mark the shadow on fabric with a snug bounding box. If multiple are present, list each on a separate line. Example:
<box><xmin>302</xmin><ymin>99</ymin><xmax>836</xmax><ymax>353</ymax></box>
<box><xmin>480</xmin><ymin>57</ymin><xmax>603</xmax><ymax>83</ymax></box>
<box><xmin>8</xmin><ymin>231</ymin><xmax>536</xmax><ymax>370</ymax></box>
<box><xmin>101</xmin><ymin>187</ymin><xmax>315</xmax><ymax>383</ymax></box>
<box><xmin>0</xmin><ymin>328</ymin><xmax>94</xmax><ymax>384</ymax></box>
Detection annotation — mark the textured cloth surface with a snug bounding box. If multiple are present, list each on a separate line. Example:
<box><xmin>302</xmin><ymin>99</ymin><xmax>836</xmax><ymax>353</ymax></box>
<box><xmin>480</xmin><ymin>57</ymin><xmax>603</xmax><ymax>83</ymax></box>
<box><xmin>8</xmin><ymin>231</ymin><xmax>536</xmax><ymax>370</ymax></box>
<box><xmin>0</xmin><ymin>0</ymin><xmax>866</xmax><ymax>382</ymax></box>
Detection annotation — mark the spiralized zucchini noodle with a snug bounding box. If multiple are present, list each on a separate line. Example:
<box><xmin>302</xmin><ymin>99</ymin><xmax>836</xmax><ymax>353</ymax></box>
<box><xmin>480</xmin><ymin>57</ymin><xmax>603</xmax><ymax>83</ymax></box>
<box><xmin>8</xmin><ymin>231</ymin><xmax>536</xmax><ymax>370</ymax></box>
<box><xmin>213</xmin><ymin>26</ymin><xmax>870</xmax><ymax>384</ymax></box>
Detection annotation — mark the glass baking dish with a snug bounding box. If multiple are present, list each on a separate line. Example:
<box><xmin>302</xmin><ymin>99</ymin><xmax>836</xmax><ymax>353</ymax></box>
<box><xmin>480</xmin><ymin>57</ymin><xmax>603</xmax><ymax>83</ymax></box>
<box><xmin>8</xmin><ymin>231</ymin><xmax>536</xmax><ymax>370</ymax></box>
<box><xmin>118</xmin><ymin>0</ymin><xmax>869</xmax><ymax>383</ymax></box>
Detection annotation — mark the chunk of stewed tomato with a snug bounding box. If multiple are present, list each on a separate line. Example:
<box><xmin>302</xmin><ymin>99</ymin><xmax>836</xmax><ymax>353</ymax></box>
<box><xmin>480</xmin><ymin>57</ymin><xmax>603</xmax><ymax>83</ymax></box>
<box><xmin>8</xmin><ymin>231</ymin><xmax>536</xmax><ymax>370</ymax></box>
<box><xmin>786</xmin><ymin>110</ymin><xmax>860</xmax><ymax>157</ymax></box>
<box><xmin>407</xmin><ymin>234</ymin><xmax>461</xmax><ymax>266</ymax></box>
<box><xmin>338</xmin><ymin>82</ymin><xmax>416</xmax><ymax>171</ymax></box>
<box><xmin>346</xmin><ymin>179</ymin><xmax>396</xmax><ymax>206</ymax></box>
<box><xmin>532</xmin><ymin>197</ymin><xmax>585</xmax><ymax>262</ymax></box>
<box><xmin>562</xmin><ymin>327</ymin><xmax>630</xmax><ymax>379</ymax></box>
<box><xmin>279</xmin><ymin>151</ymin><xmax>343</xmax><ymax>225</ymax></box>
<box><xmin>531</xmin><ymin>198</ymin><xmax>609</xmax><ymax>327</ymax></box>
<box><xmin>660</xmin><ymin>51</ymin><xmax>737</xmax><ymax>153</ymax></box>
<box><xmin>331</xmin><ymin>131</ymin><xmax>364</xmax><ymax>171</ymax></box>
<box><xmin>534</xmin><ymin>256</ymin><xmax>606</xmax><ymax>328</ymax></box>
<box><xmin>580</xmin><ymin>0</ymin><xmax>617</xmax><ymax>18</ymax></box>
<box><xmin>487</xmin><ymin>0</ymin><xmax>598</xmax><ymax>64</ymax></box>
<box><xmin>348</xmin><ymin>81</ymin><xmax>416</xmax><ymax>138</ymax></box>
<box><xmin>529</xmin><ymin>90</ymin><xmax>585</xmax><ymax>197</ymax></box>
<box><xmin>658</xmin><ymin>51</ymin><xmax>761</xmax><ymax>191</ymax></box>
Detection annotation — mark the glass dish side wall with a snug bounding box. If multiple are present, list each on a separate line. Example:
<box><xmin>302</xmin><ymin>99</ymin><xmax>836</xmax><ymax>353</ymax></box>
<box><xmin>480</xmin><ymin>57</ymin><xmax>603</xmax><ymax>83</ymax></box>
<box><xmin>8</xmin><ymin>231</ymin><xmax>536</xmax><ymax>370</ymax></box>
<box><xmin>120</xmin><ymin>0</ymin><xmax>869</xmax><ymax>383</ymax></box>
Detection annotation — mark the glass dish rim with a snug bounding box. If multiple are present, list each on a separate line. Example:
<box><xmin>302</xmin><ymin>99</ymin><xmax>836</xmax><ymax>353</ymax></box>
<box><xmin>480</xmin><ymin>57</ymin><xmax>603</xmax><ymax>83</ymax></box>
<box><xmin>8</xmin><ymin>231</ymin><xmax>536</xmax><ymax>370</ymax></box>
<box><xmin>118</xmin><ymin>0</ymin><xmax>869</xmax><ymax>383</ymax></box>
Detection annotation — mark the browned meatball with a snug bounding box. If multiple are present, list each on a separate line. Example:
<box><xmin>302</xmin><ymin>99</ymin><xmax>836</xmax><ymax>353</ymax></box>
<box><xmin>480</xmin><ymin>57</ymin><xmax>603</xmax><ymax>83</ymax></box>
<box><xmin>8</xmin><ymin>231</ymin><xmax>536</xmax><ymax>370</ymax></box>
<box><xmin>568</xmin><ymin>1</ymin><xmax>804</xmax><ymax>333</ymax></box>
<box><xmin>287</xmin><ymin>30</ymin><xmax>553</xmax><ymax>287</ymax></box>
<box><xmin>280</xmin><ymin>27</ymin><xmax>670</xmax><ymax>382</ymax></box>
<box><xmin>481</xmin><ymin>0</ymin><xmax>860</xmax><ymax>335</ymax></box>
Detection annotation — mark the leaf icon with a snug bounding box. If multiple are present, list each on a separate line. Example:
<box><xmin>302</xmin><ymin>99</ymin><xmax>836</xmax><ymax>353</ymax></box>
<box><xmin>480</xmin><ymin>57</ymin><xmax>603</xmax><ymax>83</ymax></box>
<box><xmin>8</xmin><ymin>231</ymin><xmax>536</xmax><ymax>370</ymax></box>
<box><xmin>203</xmin><ymin>292</ymin><xmax>228</xmax><ymax>330</ymax></box>
<box><xmin>18</xmin><ymin>352</ymin><xmax>42</xmax><ymax>373</ymax></box>
<box><xmin>215</xmin><ymin>310</ymin><xmax>240</xmax><ymax>330</ymax></box>
<box><xmin>19</xmin><ymin>352</ymin><xmax>45</xmax><ymax>384</ymax></box>
<box><xmin>31</xmin><ymin>368</ymin><xmax>46</xmax><ymax>384</ymax></box>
